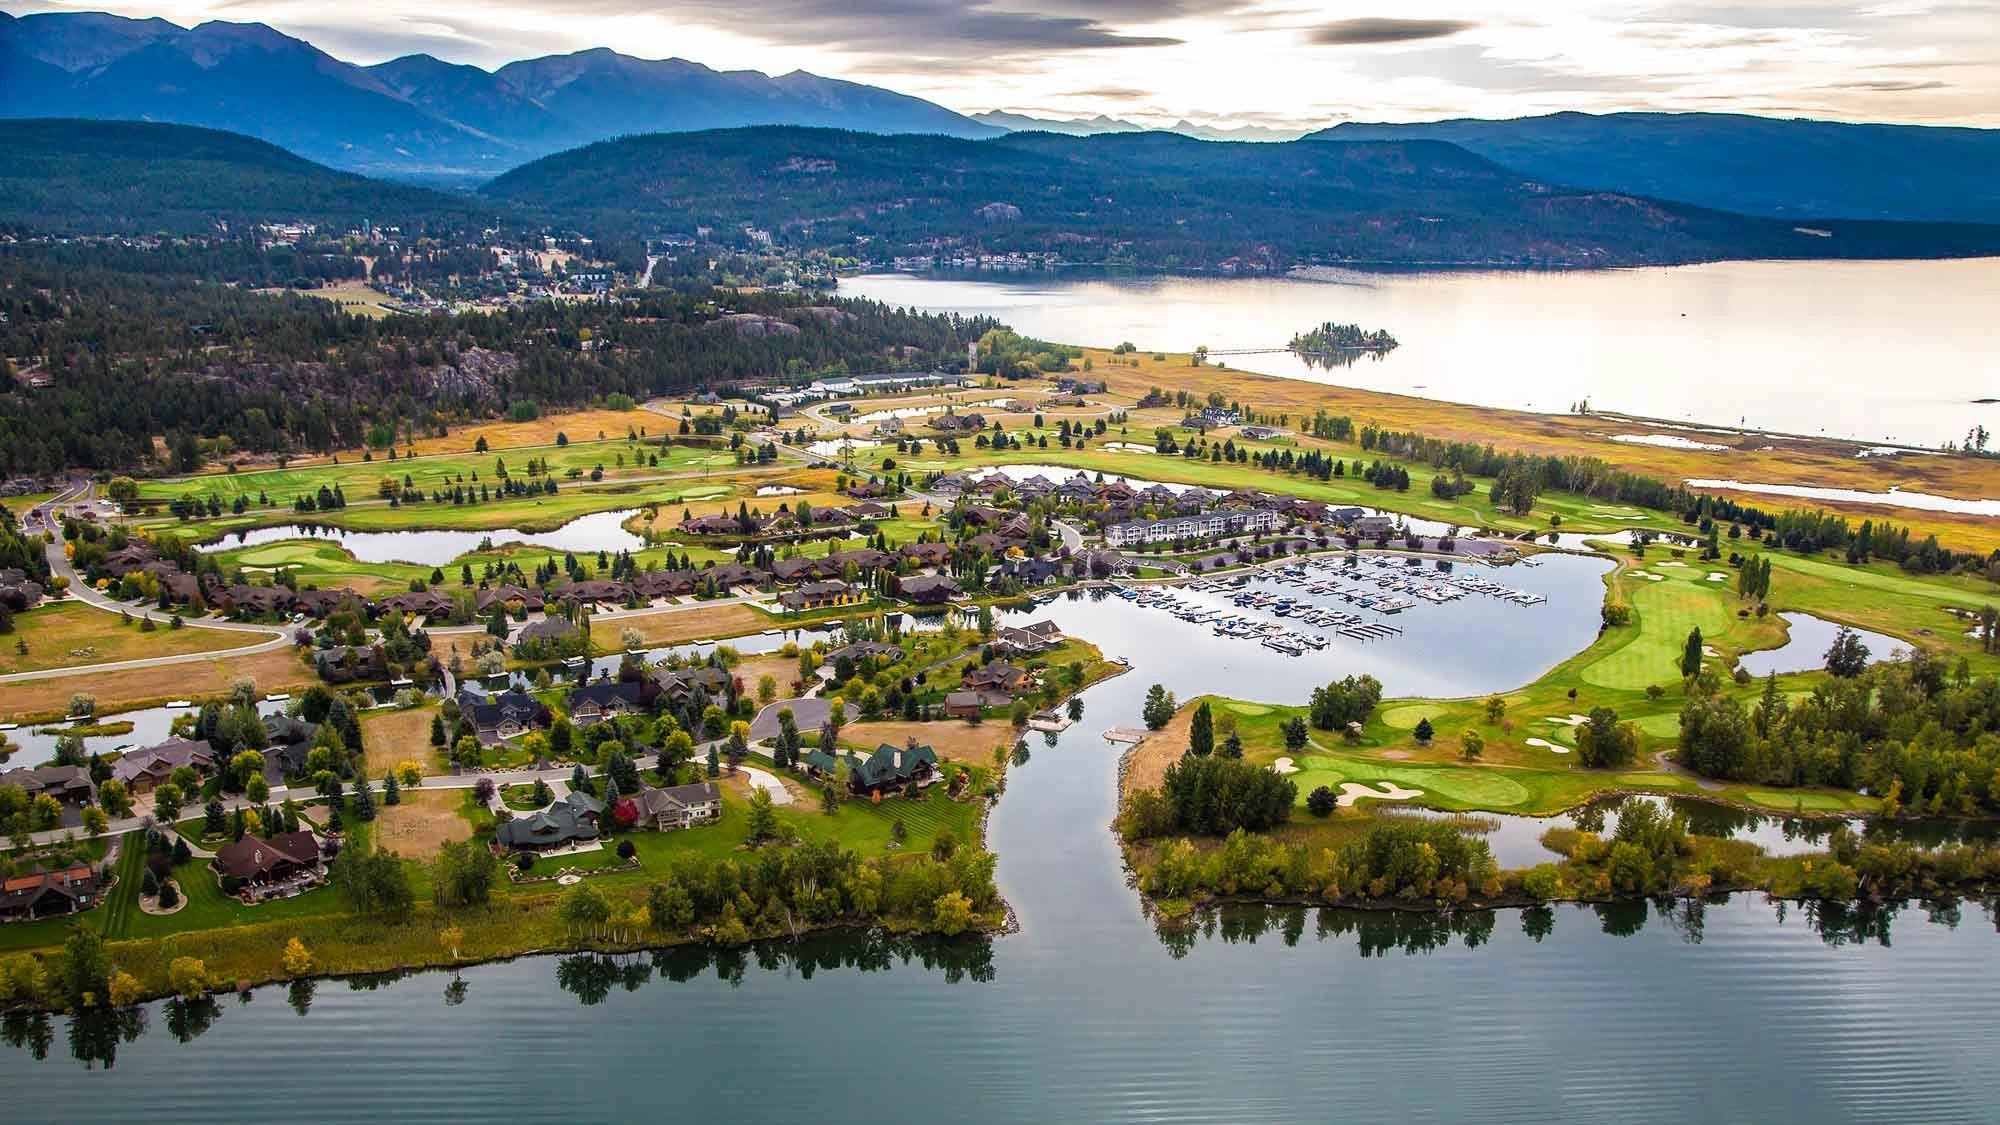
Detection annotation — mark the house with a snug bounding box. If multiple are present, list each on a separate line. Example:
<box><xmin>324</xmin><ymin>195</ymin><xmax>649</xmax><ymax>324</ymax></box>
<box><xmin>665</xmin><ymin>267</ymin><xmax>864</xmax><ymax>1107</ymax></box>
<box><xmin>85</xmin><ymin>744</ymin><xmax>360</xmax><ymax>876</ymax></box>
<box><xmin>942</xmin><ymin>691</ymin><xmax>986</xmax><ymax>719</ymax></box>
<box><xmin>476</xmin><ymin>584</ymin><xmax>545</xmax><ymax>613</ymax></box>
<box><xmin>514</xmin><ymin>616</ymin><xmax>581</xmax><ymax>654</ymax></box>
<box><xmin>779</xmin><ymin>580</ymin><xmax>854</xmax><ymax>611</ymax></box>
<box><xmin>847</xmin><ymin>741</ymin><xmax>940</xmax><ymax>797</ymax></box>
<box><xmin>566</xmin><ymin>681</ymin><xmax>647</xmax><ymax>726</ymax></box>
<box><xmin>656</xmin><ymin>665</ymin><xmax>734</xmax><ymax>704</ymax></box>
<box><xmin>212</xmin><ymin>830</ymin><xmax>323</xmax><ymax>886</ymax></box>
<box><xmin>630</xmin><ymin>781</ymin><xmax>722</xmax><ymax>830</ymax></box>
<box><xmin>895</xmin><ymin>574</ymin><xmax>962</xmax><ymax>605</ymax></box>
<box><xmin>0</xmin><ymin>863</ymin><xmax>99</xmax><ymax>921</ymax></box>
<box><xmin>964</xmin><ymin>660</ymin><xmax>1029</xmax><ymax>694</ymax></box>
<box><xmin>702</xmin><ymin>562</ymin><xmax>767</xmax><ymax>590</ymax></box>
<box><xmin>993</xmin><ymin>622</ymin><xmax>1060</xmax><ymax>655</ymax></box>
<box><xmin>496</xmin><ymin>791</ymin><xmax>602</xmax><ymax>851</ymax></box>
<box><xmin>260</xmin><ymin>715</ymin><xmax>320</xmax><ymax>781</ymax></box>
<box><xmin>313</xmin><ymin>644</ymin><xmax>389</xmax><ymax>684</ymax></box>
<box><xmin>928</xmin><ymin>473</ymin><xmax>974</xmax><ymax>498</ymax></box>
<box><xmin>998</xmin><ymin>557</ymin><xmax>1063</xmax><ymax>587</ymax></box>
<box><xmin>0</xmin><ymin>764</ymin><xmax>94</xmax><ymax>806</ymax></box>
<box><xmin>0</xmin><ymin>567</ymin><xmax>44</xmax><ymax>612</ymax></box>
<box><xmin>376</xmin><ymin>589</ymin><xmax>454</xmax><ymax>618</ymax></box>
<box><xmin>900</xmin><ymin>541</ymin><xmax>953</xmax><ymax>567</ymax></box>
<box><xmin>1352</xmin><ymin>515</ymin><xmax>1397</xmax><ymax>541</ymax></box>
<box><xmin>825</xmin><ymin>641</ymin><xmax>902</xmax><ymax>669</ymax></box>
<box><xmin>457</xmin><ymin>688</ymin><xmax>547</xmax><ymax>745</ymax></box>
<box><xmin>801</xmin><ymin>749</ymin><xmax>842</xmax><ymax>779</ymax></box>
<box><xmin>553</xmin><ymin>579</ymin><xmax>633</xmax><ymax>607</ymax></box>
<box><xmin>112</xmin><ymin>738</ymin><xmax>215</xmax><ymax>794</ymax></box>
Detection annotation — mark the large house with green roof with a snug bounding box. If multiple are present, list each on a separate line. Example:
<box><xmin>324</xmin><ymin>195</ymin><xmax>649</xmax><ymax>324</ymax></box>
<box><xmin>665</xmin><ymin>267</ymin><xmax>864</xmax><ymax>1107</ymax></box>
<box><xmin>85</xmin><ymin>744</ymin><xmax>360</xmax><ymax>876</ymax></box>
<box><xmin>847</xmin><ymin>741</ymin><xmax>940</xmax><ymax>797</ymax></box>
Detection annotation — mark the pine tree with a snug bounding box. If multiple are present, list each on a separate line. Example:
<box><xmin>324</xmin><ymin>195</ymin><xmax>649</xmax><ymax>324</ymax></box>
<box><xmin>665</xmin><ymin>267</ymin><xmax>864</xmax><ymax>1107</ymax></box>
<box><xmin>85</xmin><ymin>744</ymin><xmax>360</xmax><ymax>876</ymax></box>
<box><xmin>353</xmin><ymin>775</ymin><xmax>377</xmax><ymax>822</ymax></box>
<box><xmin>383</xmin><ymin>772</ymin><xmax>401</xmax><ymax>806</ymax></box>
<box><xmin>1681</xmin><ymin>627</ymin><xmax>1705</xmax><ymax>679</ymax></box>
<box><xmin>1188</xmin><ymin>701</ymin><xmax>1214</xmax><ymax>757</ymax></box>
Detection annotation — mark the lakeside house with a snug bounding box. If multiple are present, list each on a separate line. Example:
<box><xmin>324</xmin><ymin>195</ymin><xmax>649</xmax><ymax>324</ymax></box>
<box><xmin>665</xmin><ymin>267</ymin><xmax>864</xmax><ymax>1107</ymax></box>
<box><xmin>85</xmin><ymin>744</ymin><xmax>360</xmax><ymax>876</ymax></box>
<box><xmin>629</xmin><ymin>781</ymin><xmax>723</xmax><ymax>830</ymax></box>
<box><xmin>111</xmin><ymin>738</ymin><xmax>216</xmax><ymax>795</ymax></box>
<box><xmin>457</xmin><ymin>687</ymin><xmax>549</xmax><ymax>745</ymax></box>
<box><xmin>0</xmin><ymin>764</ymin><xmax>95</xmax><ymax>808</ymax></box>
<box><xmin>779</xmin><ymin>580</ymin><xmax>856</xmax><ymax>611</ymax></box>
<box><xmin>566</xmin><ymin>681</ymin><xmax>648</xmax><ymax>726</ymax></box>
<box><xmin>895</xmin><ymin>574</ymin><xmax>963</xmax><ymax>605</ymax></box>
<box><xmin>212</xmin><ymin>830</ymin><xmax>325</xmax><ymax>892</ymax></box>
<box><xmin>847</xmin><ymin>741</ymin><xmax>940</xmax><ymax>797</ymax></box>
<box><xmin>0</xmin><ymin>862</ymin><xmax>99</xmax><ymax>922</ymax></box>
<box><xmin>942</xmin><ymin>690</ymin><xmax>986</xmax><ymax>719</ymax></box>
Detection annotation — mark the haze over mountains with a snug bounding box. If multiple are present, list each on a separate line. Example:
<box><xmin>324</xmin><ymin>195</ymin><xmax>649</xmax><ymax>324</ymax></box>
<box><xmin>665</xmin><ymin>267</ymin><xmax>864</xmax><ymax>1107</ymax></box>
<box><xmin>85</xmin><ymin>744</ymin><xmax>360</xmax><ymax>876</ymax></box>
<box><xmin>1316</xmin><ymin>114</ymin><xmax>2000</xmax><ymax>225</ymax></box>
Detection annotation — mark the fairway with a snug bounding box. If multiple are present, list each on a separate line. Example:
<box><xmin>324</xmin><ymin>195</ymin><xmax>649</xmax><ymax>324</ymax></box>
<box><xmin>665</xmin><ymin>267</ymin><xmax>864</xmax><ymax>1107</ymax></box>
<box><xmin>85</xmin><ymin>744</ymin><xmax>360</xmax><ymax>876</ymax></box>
<box><xmin>1581</xmin><ymin>577</ymin><xmax>1736</xmax><ymax>690</ymax></box>
<box><xmin>1290</xmin><ymin>754</ymin><xmax>1534</xmax><ymax>808</ymax></box>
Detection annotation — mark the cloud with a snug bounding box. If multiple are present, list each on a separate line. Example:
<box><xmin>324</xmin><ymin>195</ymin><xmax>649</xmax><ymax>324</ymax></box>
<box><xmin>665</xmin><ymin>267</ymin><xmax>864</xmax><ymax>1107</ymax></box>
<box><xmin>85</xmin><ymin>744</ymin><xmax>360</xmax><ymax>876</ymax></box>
<box><xmin>1060</xmin><ymin>85</ymin><xmax>1152</xmax><ymax>99</ymax></box>
<box><xmin>1310</xmin><ymin>17</ymin><xmax>1477</xmax><ymax>46</ymax></box>
<box><xmin>1822</xmin><ymin>77</ymin><xmax>1949</xmax><ymax>89</ymax></box>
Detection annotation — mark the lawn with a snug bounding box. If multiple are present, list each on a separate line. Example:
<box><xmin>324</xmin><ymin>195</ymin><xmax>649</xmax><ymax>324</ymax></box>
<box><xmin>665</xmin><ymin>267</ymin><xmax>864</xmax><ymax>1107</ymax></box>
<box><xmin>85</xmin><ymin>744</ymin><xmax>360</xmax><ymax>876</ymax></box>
<box><xmin>1580</xmin><ymin>573</ymin><xmax>1739</xmax><ymax>690</ymax></box>
<box><xmin>0</xmin><ymin>601</ymin><xmax>263</xmax><ymax>676</ymax></box>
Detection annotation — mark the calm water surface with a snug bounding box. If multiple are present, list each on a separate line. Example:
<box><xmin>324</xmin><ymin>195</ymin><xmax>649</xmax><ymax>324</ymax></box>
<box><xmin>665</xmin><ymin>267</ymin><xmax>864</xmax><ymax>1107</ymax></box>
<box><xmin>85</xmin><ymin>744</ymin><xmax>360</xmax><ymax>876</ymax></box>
<box><xmin>7</xmin><ymin>588</ymin><xmax>1998</xmax><ymax>1122</ymax></box>
<box><xmin>204</xmin><ymin>509</ymin><xmax>648</xmax><ymax>566</ymax></box>
<box><xmin>844</xmin><ymin>262</ymin><xmax>2000</xmax><ymax>447</ymax></box>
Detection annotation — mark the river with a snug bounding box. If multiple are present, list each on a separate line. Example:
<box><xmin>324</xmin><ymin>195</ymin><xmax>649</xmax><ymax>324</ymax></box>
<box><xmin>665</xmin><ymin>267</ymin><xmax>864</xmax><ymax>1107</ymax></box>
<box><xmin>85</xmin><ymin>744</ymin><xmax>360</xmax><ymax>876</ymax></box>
<box><xmin>6</xmin><ymin>586</ymin><xmax>1998</xmax><ymax>1120</ymax></box>
<box><xmin>842</xmin><ymin>261</ymin><xmax>2000</xmax><ymax>448</ymax></box>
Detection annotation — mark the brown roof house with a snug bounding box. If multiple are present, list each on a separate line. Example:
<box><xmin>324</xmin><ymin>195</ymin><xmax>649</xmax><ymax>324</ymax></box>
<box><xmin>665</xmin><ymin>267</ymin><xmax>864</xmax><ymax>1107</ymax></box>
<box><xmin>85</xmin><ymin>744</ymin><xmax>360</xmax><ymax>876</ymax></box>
<box><xmin>213</xmin><ymin>830</ymin><xmax>324</xmax><ymax>888</ymax></box>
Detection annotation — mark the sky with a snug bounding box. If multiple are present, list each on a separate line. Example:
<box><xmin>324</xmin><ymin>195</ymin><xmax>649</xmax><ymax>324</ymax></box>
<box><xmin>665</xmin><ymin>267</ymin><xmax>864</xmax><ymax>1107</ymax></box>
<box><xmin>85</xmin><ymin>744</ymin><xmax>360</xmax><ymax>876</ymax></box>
<box><xmin>10</xmin><ymin>0</ymin><xmax>2000</xmax><ymax>129</ymax></box>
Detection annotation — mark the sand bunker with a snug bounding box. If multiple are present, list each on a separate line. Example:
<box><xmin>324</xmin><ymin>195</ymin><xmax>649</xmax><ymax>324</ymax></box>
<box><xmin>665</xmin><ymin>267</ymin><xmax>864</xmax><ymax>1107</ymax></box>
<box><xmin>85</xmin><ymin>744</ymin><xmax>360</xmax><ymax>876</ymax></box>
<box><xmin>1525</xmin><ymin>738</ymin><xmax>1571</xmax><ymax>754</ymax></box>
<box><xmin>1706</xmin><ymin>572</ymin><xmax>1729</xmax><ymax>582</ymax></box>
<box><xmin>1336</xmin><ymin>781</ymin><xmax>1424</xmax><ymax>807</ymax></box>
<box><xmin>1546</xmin><ymin>714</ymin><xmax>1592</xmax><ymax>727</ymax></box>
<box><xmin>1633</xmin><ymin>572</ymin><xmax>1666</xmax><ymax>582</ymax></box>
<box><xmin>1655</xmin><ymin>560</ymin><xmax>1691</xmax><ymax>568</ymax></box>
<box><xmin>1271</xmin><ymin>757</ymin><xmax>1300</xmax><ymax>775</ymax></box>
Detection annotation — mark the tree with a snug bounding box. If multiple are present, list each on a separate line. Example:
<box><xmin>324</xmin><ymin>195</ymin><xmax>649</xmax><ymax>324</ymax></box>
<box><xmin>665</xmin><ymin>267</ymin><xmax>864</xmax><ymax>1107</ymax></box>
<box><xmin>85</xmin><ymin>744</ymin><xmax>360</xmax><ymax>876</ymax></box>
<box><xmin>352</xmin><ymin>775</ymin><xmax>377</xmax><ymax>822</ymax></box>
<box><xmin>1413</xmin><ymin>717</ymin><xmax>1435</xmax><ymax>744</ymax></box>
<box><xmin>1188</xmin><ymin>701</ymin><xmax>1214</xmax><ymax>756</ymax></box>
<box><xmin>1141</xmin><ymin>684</ymin><xmax>1176</xmax><ymax>730</ymax></box>
<box><xmin>558</xmin><ymin>883</ymin><xmax>611</xmax><ymax>937</ymax></box>
<box><xmin>282</xmin><ymin>937</ymin><xmax>313</xmax><ymax>977</ymax></box>
<box><xmin>57</xmin><ymin>925</ymin><xmax>112</xmax><ymax>1009</ymax></box>
<box><xmin>153</xmin><ymin>782</ymin><xmax>185</xmax><ymax>825</ymax></box>
<box><xmin>931</xmin><ymin>891</ymin><xmax>975</xmax><ymax>935</ymax></box>
<box><xmin>1576</xmin><ymin>707</ymin><xmax>1639</xmax><ymax>769</ymax></box>
<box><xmin>1306</xmin><ymin>786</ymin><xmax>1338</xmax><ymax>817</ymax></box>
<box><xmin>745</xmin><ymin>788</ymin><xmax>778</xmax><ymax>843</ymax></box>
<box><xmin>432</xmin><ymin>839</ymin><xmax>500</xmax><ymax>907</ymax></box>
<box><xmin>383</xmin><ymin>771</ymin><xmax>401</xmax><ymax>806</ymax></box>
<box><xmin>1485</xmin><ymin>697</ymin><xmax>1506</xmax><ymax>724</ymax></box>
<box><xmin>1460</xmin><ymin>730</ymin><xmax>1485</xmax><ymax>761</ymax></box>
<box><xmin>1281</xmin><ymin>715</ymin><xmax>1309</xmax><ymax>752</ymax></box>
<box><xmin>1681</xmin><ymin>626</ymin><xmax>1705</xmax><ymax>679</ymax></box>
<box><xmin>330</xmin><ymin>841</ymin><xmax>414</xmax><ymax>919</ymax></box>
<box><xmin>97</xmin><ymin>778</ymin><xmax>132</xmax><ymax>819</ymax></box>
<box><xmin>1825</xmin><ymin>626</ymin><xmax>1870</xmax><ymax>678</ymax></box>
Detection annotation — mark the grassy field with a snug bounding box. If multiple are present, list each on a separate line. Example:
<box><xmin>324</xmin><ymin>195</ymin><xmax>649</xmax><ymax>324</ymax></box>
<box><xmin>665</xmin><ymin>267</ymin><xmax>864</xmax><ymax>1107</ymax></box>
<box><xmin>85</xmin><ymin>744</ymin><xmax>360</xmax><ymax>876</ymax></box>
<box><xmin>0</xmin><ymin>645</ymin><xmax>313</xmax><ymax>724</ymax></box>
<box><xmin>136</xmin><ymin>436</ymin><xmax>739</xmax><ymax>508</ymax></box>
<box><xmin>357</xmin><ymin>704</ymin><xmax>439</xmax><ymax>776</ymax></box>
<box><xmin>0</xmin><ymin>601</ymin><xmax>260</xmax><ymax>675</ymax></box>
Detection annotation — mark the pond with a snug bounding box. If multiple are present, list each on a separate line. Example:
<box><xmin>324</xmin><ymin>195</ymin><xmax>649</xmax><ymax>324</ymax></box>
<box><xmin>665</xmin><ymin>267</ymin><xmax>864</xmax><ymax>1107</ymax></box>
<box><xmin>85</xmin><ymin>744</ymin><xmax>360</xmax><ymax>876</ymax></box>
<box><xmin>205</xmin><ymin>509</ymin><xmax>649</xmax><ymax>566</ymax></box>
<box><xmin>1737</xmin><ymin>613</ymin><xmax>1906</xmax><ymax>677</ymax></box>
<box><xmin>843</xmin><ymin>260</ymin><xmax>2000</xmax><ymax>447</ymax></box>
<box><xmin>5</xmin><ymin>581</ymin><xmax>1997</xmax><ymax>1122</ymax></box>
<box><xmin>3</xmin><ymin>699</ymin><xmax>291</xmax><ymax>770</ymax></box>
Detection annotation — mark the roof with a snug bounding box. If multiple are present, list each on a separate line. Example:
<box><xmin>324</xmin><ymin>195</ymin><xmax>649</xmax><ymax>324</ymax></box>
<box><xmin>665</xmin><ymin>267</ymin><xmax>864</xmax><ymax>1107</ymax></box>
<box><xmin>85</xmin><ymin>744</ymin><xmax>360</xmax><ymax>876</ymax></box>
<box><xmin>496</xmin><ymin>797</ymin><xmax>599</xmax><ymax>849</ymax></box>
<box><xmin>849</xmin><ymin>742</ymin><xmax>939</xmax><ymax>788</ymax></box>
<box><xmin>213</xmin><ymin>830</ymin><xmax>320</xmax><ymax>880</ymax></box>
<box><xmin>112</xmin><ymin>738</ymin><xmax>214</xmax><ymax>783</ymax></box>
<box><xmin>802</xmin><ymin>750</ymin><xmax>841</xmax><ymax>773</ymax></box>
<box><xmin>634</xmin><ymin>781</ymin><xmax>720</xmax><ymax>818</ymax></box>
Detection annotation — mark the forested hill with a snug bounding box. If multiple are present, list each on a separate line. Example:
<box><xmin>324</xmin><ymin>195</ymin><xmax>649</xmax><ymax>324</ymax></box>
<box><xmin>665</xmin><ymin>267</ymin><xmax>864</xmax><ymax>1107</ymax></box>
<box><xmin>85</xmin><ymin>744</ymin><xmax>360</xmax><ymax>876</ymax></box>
<box><xmin>1312</xmin><ymin>112</ymin><xmax>2000</xmax><ymax>225</ymax></box>
<box><xmin>482</xmin><ymin>126</ymin><xmax>2000</xmax><ymax>270</ymax></box>
<box><xmin>0</xmin><ymin>119</ymin><xmax>498</xmax><ymax>234</ymax></box>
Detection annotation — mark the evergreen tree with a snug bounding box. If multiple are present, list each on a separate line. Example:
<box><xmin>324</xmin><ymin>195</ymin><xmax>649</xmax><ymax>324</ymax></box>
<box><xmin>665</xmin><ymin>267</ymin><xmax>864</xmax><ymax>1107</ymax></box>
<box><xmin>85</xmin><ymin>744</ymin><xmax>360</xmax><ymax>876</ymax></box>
<box><xmin>1188</xmin><ymin>701</ymin><xmax>1214</xmax><ymax>757</ymax></box>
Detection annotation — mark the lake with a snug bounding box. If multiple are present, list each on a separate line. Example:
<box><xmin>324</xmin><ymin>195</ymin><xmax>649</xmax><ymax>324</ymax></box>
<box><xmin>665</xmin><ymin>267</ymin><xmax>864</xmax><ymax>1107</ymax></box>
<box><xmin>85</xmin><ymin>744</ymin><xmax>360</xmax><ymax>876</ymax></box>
<box><xmin>6</xmin><ymin>584</ymin><xmax>1998</xmax><ymax>1121</ymax></box>
<box><xmin>204</xmin><ymin>509</ymin><xmax>649</xmax><ymax>567</ymax></box>
<box><xmin>843</xmin><ymin>260</ymin><xmax>2000</xmax><ymax>448</ymax></box>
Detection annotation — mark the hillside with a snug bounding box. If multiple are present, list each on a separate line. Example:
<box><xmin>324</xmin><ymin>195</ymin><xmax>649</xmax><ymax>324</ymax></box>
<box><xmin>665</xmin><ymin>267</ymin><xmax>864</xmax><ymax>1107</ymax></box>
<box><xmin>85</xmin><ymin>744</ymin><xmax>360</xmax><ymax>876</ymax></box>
<box><xmin>0</xmin><ymin>119</ymin><xmax>493</xmax><ymax>234</ymax></box>
<box><xmin>0</xmin><ymin>10</ymin><xmax>996</xmax><ymax>179</ymax></box>
<box><xmin>1313</xmin><ymin>112</ymin><xmax>2000</xmax><ymax>225</ymax></box>
<box><xmin>483</xmin><ymin>126</ymin><xmax>2000</xmax><ymax>269</ymax></box>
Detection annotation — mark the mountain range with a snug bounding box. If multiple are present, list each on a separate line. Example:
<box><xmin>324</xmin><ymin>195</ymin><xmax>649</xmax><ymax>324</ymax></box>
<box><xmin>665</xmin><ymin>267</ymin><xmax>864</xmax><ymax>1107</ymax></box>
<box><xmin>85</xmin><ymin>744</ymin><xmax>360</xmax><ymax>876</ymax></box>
<box><xmin>968</xmin><ymin>111</ymin><xmax>1309</xmax><ymax>143</ymax></box>
<box><xmin>1315</xmin><ymin>113</ymin><xmax>2000</xmax><ymax>225</ymax></box>
<box><xmin>481</xmin><ymin>127</ymin><xmax>2000</xmax><ymax>268</ymax></box>
<box><xmin>0</xmin><ymin>9</ymin><xmax>1000</xmax><ymax>180</ymax></box>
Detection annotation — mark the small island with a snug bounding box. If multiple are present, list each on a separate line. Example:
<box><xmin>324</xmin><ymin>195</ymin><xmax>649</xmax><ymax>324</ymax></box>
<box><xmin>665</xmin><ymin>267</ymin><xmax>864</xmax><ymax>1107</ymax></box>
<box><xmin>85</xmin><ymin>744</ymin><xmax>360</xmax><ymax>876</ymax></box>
<box><xmin>1289</xmin><ymin>322</ymin><xmax>1399</xmax><ymax>369</ymax></box>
